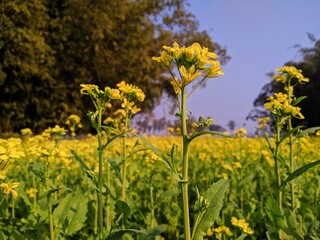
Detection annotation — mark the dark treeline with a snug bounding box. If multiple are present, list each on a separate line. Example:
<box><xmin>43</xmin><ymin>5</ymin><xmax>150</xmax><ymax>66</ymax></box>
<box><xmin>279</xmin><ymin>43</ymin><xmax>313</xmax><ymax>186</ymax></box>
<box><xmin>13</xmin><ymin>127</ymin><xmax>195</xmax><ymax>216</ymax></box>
<box><xmin>0</xmin><ymin>0</ymin><xmax>230</xmax><ymax>134</ymax></box>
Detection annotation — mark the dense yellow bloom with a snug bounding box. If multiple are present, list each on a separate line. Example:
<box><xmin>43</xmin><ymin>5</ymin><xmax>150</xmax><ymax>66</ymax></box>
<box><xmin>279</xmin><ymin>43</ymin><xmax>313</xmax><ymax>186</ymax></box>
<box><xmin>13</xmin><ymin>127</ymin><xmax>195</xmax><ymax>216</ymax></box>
<box><xmin>231</xmin><ymin>217</ymin><xmax>254</xmax><ymax>234</ymax></box>
<box><xmin>0</xmin><ymin>171</ymin><xmax>6</xmax><ymax>179</ymax></box>
<box><xmin>212</xmin><ymin>226</ymin><xmax>233</xmax><ymax>237</ymax></box>
<box><xmin>0</xmin><ymin>180</ymin><xmax>19</xmax><ymax>198</ymax></box>
<box><xmin>43</xmin><ymin>125</ymin><xmax>67</xmax><ymax>138</ymax></box>
<box><xmin>275</xmin><ymin>66</ymin><xmax>309</xmax><ymax>84</ymax></box>
<box><xmin>152</xmin><ymin>42</ymin><xmax>223</xmax><ymax>94</ymax></box>
<box><xmin>234</xmin><ymin>128</ymin><xmax>247</xmax><ymax>138</ymax></box>
<box><xmin>179</xmin><ymin>65</ymin><xmax>202</xmax><ymax>85</ymax></box>
<box><xmin>21</xmin><ymin>128</ymin><xmax>33</xmax><ymax>136</ymax></box>
<box><xmin>264</xmin><ymin>92</ymin><xmax>304</xmax><ymax>119</ymax></box>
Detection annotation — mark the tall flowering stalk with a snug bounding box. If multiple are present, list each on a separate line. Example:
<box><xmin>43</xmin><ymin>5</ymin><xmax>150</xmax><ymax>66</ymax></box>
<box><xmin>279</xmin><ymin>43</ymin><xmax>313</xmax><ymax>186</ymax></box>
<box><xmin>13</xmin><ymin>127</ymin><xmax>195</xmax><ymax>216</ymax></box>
<box><xmin>153</xmin><ymin>42</ymin><xmax>228</xmax><ymax>240</ymax></box>
<box><xmin>79</xmin><ymin>84</ymin><xmax>121</xmax><ymax>239</ymax></box>
<box><xmin>115</xmin><ymin>81</ymin><xmax>145</xmax><ymax>202</ymax></box>
<box><xmin>264</xmin><ymin>66</ymin><xmax>308</xmax><ymax>211</ymax></box>
<box><xmin>263</xmin><ymin>66</ymin><xmax>320</xmax><ymax>239</ymax></box>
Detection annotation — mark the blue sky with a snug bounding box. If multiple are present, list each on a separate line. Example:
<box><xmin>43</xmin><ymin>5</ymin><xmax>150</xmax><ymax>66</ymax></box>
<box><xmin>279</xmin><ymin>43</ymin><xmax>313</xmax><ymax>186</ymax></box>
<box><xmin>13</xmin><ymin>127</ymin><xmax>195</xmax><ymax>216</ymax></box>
<box><xmin>177</xmin><ymin>0</ymin><xmax>320</xmax><ymax>134</ymax></box>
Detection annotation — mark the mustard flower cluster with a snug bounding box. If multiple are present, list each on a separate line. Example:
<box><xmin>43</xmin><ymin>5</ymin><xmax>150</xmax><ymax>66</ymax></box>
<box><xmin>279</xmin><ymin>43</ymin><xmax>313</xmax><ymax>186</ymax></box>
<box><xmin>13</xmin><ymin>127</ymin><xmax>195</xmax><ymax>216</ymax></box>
<box><xmin>264</xmin><ymin>92</ymin><xmax>304</xmax><ymax>120</ymax></box>
<box><xmin>207</xmin><ymin>225</ymin><xmax>233</xmax><ymax>238</ymax></box>
<box><xmin>80</xmin><ymin>84</ymin><xmax>121</xmax><ymax>111</ymax></box>
<box><xmin>257</xmin><ymin>117</ymin><xmax>270</xmax><ymax>129</ymax></box>
<box><xmin>0</xmin><ymin>138</ymin><xmax>24</xmax><ymax>198</ymax></box>
<box><xmin>264</xmin><ymin>66</ymin><xmax>308</xmax><ymax>125</ymax></box>
<box><xmin>231</xmin><ymin>216</ymin><xmax>254</xmax><ymax>235</ymax></box>
<box><xmin>117</xmin><ymin>81</ymin><xmax>145</xmax><ymax>114</ymax></box>
<box><xmin>65</xmin><ymin>114</ymin><xmax>83</xmax><ymax>137</ymax></box>
<box><xmin>152</xmin><ymin>42</ymin><xmax>223</xmax><ymax>94</ymax></box>
<box><xmin>274</xmin><ymin>66</ymin><xmax>309</xmax><ymax>84</ymax></box>
<box><xmin>234</xmin><ymin>128</ymin><xmax>247</xmax><ymax>138</ymax></box>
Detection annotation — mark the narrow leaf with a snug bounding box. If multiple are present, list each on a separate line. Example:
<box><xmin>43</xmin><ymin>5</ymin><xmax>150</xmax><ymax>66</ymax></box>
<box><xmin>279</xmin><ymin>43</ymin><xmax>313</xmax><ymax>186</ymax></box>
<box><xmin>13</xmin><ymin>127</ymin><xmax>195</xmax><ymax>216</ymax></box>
<box><xmin>192</xmin><ymin>179</ymin><xmax>229</xmax><ymax>240</ymax></box>
<box><xmin>135</xmin><ymin>134</ymin><xmax>179</xmax><ymax>180</ymax></box>
<box><xmin>294</xmin><ymin>126</ymin><xmax>320</xmax><ymax>143</ymax></box>
<box><xmin>281</xmin><ymin>159</ymin><xmax>320</xmax><ymax>189</ymax></box>
<box><xmin>105</xmin><ymin>229</ymin><xmax>147</xmax><ymax>240</ymax></box>
<box><xmin>71</xmin><ymin>150</ymin><xmax>102</xmax><ymax>192</ymax></box>
<box><xmin>189</xmin><ymin>130</ymin><xmax>230</xmax><ymax>142</ymax></box>
<box><xmin>106</xmin><ymin>157</ymin><xmax>122</xmax><ymax>182</ymax></box>
<box><xmin>278</xmin><ymin>126</ymin><xmax>302</xmax><ymax>145</ymax></box>
<box><xmin>292</xmin><ymin>96</ymin><xmax>307</xmax><ymax>106</ymax></box>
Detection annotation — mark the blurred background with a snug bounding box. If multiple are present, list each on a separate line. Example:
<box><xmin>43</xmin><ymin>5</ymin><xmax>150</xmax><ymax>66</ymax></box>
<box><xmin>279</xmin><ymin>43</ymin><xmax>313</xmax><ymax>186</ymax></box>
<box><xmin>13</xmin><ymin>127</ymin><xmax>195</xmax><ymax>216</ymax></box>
<box><xmin>1</xmin><ymin>0</ymin><xmax>319</xmax><ymax>136</ymax></box>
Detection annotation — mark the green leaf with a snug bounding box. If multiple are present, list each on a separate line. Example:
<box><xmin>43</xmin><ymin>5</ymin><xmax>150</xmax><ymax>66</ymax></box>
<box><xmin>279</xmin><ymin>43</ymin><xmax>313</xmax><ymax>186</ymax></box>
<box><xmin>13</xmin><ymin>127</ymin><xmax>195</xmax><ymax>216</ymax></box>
<box><xmin>265</xmin><ymin>196</ymin><xmax>284</xmax><ymax>232</ymax></box>
<box><xmin>292</xmin><ymin>96</ymin><xmax>307</xmax><ymax>106</ymax></box>
<box><xmin>278</xmin><ymin>126</ymin><xmax>302</xmax><ymax>146</ymax></box>
<box><xmin>294</xmin><ymin>126</ymin><xmax>320</xmax><ymax>143</ymax></box>
<box><xmin>189</xmin><ymin>130</ymin><xmax>230</xmax><ymax>143</ymax></box>
<box><xmin>46</xmin><ymin>187</ymin><xmax>72</xmax><ymax>197</ymax></box>
<box><xmin>71</xmin><ymin>150</ymin><xmax>105</xmax><ymax>192</ymax></box>
<box><xmin>106</xmin><ymin>157</ymin><xmax>122</xmax><ymax>182</ymax></box>
<box><xmin>53</xmin><ymin>192</ymin><xmax>88</xmax><ymax>237</ymax></box>
<box><xmin>192</xmin><ymin>179</ymin><xmax>229</xmax><ymax>240</ymax></box>
<box><xmin>144</xmin><ymin>224</ymin><xmax>168</xmax><ymax>239</ymax></box>
<box><xmin>135</xmin><ymin>134</ymin><xmax>180</xmax><ymax>181</ymax></box>
<box><xmin>281</xmin><ymin>159</ymin><xmax>320</xmax><ymax>189</ymax></box>
<box><xmin>105</xmin><ymin>229</ymin><xmax>147</xmax><ymax>240</ymax></box>
<box><xmin>283</xmin><ymin>209</ymin><xmax>304</xmax><ymax>240</ymax></box>
<box><xmin>28</xmin><ymin>165</ymin><xmax>46</xmax><ymax>186</ymax></box>
<box><xmin>114</xmin><ymin>200</ymin><xmax>131</xmax><ymax>226</ymax></box>
<box><xmin>102</xmin><ymin>128</ymin><xmax>133</xmax><ymax>150</ymax></box>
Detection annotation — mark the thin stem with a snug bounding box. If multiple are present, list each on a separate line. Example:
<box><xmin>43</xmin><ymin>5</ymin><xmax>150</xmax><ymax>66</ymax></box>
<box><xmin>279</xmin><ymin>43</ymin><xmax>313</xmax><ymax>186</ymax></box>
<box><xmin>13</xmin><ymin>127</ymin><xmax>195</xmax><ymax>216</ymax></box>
<box><xmin>121</xmin><ymin>111</ymin><xmax>129</xmax><ymax>202</ymax></box>
<box><xmin>286</xmin><ymin>78</ymin><xmax>296</xmax><ymax>212</ymax></box>
<box><xmin>274</xmin><ymin>125</ymin><xmax>283</xmax><ymax>210</ymax></box>
<box><xmin>97</xmin><ymin>109</ymin><xmax>104</xmax><ymax>240</ymax></box>
<box><xmin>288</xmin><ymin>118</ymin><xmax>295</xmax><ymax>211</ymax></box>
<box><xmin>46</xmin><ymin>164</ymin><xmax>54</xmax><ymax>240</ymax></box>
<box><xmin>150</xmin><ymin>184</ymin><xmax>155</xmax><ymax>228</ymax></box>
<box><xmin>180</xmin><ymin>87</ymin><xmax>191</xmax><ymax>240</ymax></box>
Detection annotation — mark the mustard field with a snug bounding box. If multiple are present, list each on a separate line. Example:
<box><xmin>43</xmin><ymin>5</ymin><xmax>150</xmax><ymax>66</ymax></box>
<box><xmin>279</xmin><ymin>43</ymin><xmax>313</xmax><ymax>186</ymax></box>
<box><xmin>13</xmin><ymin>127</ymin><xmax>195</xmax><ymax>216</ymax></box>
<box><xmin>1</xmin><ymin>133</ymin><xmax>319</xmax><ymax>239</ymax></box>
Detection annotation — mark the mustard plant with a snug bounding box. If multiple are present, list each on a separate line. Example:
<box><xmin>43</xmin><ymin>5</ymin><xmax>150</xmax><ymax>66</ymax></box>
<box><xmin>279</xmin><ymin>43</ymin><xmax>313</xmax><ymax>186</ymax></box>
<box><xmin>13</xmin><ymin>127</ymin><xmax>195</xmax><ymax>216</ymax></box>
<box><xmin>152</xmin><ymin>42</ymin><xmax>229</xmax><ymax>239</ymax></box>
<box><xmin>263</xmin><ymin>66</ymin><xmax>320</xmax><ymax>239</ymax></box>
<box><xmin>65</xmin><ymin>114</ymin><xmax>82</xmax><ymax>138</ymax></box>
<box><xmin>77</xmin><ymin>84</ymin><xmax>121</xmax><ymax>239</ymax></box>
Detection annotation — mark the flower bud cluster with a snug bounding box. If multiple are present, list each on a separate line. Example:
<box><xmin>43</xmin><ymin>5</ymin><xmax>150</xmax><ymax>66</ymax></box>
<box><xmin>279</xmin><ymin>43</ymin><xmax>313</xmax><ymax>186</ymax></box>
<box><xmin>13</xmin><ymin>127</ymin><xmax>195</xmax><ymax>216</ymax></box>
<box><xmin>152</xmin><ymin>42</ymin><xmax>223</xmax><ymax>95</ymax></box>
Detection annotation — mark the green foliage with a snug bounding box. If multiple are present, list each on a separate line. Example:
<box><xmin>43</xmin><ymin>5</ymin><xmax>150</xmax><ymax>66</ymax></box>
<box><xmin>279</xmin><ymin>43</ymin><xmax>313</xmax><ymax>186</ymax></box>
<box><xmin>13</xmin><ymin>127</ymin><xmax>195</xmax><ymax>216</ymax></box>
<box><xmin>192</xmin><ymin>179</ymin><xmax>229</xmax><ymax>240</ymax></box>
<box><xmin>0</xmin><ymin>0</ymin><xmax>229</xmax><ymax>134</ymax></box>
<box><xmin>53</xmin><ymin>192</ymin><xmax>88</xmax><ymax>237</ymax></box>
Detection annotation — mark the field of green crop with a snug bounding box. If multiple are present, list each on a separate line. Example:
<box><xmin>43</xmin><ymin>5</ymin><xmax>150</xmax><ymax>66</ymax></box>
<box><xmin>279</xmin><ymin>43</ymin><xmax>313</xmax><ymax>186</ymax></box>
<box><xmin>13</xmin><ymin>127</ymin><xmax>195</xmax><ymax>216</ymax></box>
<box><xmin>1</xmin><ymin>132</ymin><xmax>319</xmax><ymax>239</ymax></box>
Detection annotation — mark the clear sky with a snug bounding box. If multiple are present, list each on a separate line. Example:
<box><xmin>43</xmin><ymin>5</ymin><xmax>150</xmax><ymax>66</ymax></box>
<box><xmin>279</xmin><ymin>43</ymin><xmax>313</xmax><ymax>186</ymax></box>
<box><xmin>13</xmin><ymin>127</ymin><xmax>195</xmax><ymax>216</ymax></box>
<box><xmin>180</xmin><ymin>0</ymin><xmax>320</xmax><ymax>134</ymax></box>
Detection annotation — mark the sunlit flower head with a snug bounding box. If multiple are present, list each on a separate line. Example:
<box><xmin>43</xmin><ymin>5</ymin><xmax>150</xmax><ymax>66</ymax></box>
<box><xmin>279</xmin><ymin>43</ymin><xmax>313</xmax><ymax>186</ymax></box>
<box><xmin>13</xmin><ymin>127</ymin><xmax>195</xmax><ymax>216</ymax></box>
<box><xmin>0</xmin><ymin>180</ymin><xmax>19</xmax><ymax>198</ymax></box>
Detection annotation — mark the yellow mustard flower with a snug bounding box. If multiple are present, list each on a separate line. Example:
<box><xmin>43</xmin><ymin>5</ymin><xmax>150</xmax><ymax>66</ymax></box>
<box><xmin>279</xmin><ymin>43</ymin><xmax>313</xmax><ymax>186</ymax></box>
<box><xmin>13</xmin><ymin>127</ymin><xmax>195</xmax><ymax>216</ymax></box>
<box><xmin>26</xmin><ymin>188</ymin><xmax>38</xmax><ymax>198</ymax></box>
<box><xmin>21</xmin><ymin>128</ymin><xmax>33</xmax><ymax>136</ymax></box>
<box><xmin>231</xmin><ymin>217</ymin><xmax>254</xmax><ymax>235</ymax></box>
<box><xmin>0</xmin><ymin>180</ymin><xmax>19</xmax><ymax>198</ymax></box>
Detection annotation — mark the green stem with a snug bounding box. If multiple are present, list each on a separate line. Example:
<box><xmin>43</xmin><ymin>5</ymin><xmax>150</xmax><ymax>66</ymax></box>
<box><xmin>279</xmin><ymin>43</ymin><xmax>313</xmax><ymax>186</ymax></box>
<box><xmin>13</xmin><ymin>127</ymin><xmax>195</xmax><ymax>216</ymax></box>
<box><xmin>46</xmin><ymin>164</ymin><xmax>54</xmax><ymax>240</ymax></box>
<box><xmin>97</xmin><ymin>108</ymin><xmax>104</xmax><ymax>240</ymax></box>
<box><xmin>150</xmin><ymin>184</ymin><xmax>155</xmax><ymax>228</ymax></box>
<box><xmin>274</xmin><ymin>125</ymin><xmax>283</xmax><ymax>211</ymax></box>
<box><xmin>121</xmin><ymin>111</ymin><xmax>129</xmax><ymax>202</ymax></box>
<box><xmin>106</xmin><ymin>163</ymin><xmax>111</xmax><ymax>232</ymax></box>
<box><xmin>180</xmin><ymin>87</ymin><xmax>191</xmax><ymax>240</ymax></box>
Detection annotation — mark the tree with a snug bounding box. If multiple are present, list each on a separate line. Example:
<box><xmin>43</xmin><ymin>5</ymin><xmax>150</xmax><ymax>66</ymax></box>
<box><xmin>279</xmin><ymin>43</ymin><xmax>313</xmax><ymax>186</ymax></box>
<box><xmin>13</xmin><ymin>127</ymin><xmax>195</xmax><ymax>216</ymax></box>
<box><xmin>247</xmin><ymin>34</ymin><xmax>320</xmax><ymax>129</ymax></box>
<box><xmin>0</xmin><ymin>0</ymin><xmax>230</xmax><ymax>133</ymax></box>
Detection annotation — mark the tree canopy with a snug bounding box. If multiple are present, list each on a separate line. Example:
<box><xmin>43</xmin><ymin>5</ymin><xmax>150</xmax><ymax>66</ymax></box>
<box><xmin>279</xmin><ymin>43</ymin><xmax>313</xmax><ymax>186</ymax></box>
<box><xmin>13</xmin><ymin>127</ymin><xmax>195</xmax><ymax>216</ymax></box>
<box><xmin>248</xmin><ymin>34</ymin><xmax>320</xmax><ymax>129</ymax></box>
<box><xmin>0</xmin><ymin>0</ymin><xmax>230</xmax><ymax>133</ymax></box>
